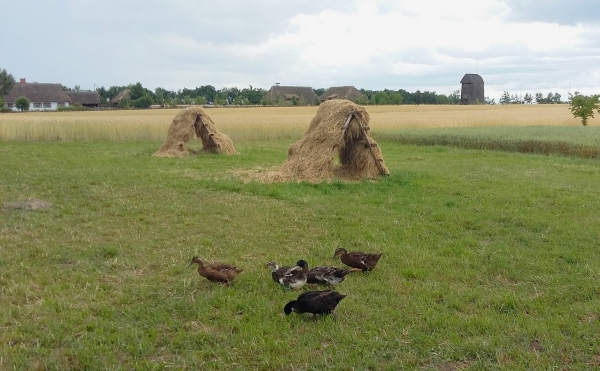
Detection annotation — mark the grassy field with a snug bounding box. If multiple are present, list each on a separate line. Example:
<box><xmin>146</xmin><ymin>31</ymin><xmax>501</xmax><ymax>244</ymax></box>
<box><xmin>1</xmin><ymin>106</ymin><xmax>600</xmax><ymax>369</ymax></box>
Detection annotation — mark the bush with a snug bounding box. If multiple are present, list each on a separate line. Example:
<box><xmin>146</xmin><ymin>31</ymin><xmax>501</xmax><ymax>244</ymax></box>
<box><xmin>15</xmin><ymin>96</ymin><xmax>30</xmax><ymax>111</ymax></box>
<box><xmin>132</xmin><ymin>94</ymin><xmax>153</xmax><ymax>109</ymax></box>
<box><xmin>118</xmin><ymin>98</ymin><xmax>132</xmax><ymax>109</ymax></box>
<box><xmin>0</xmin><ymin>107</ymin><xmax>12</xmax><ymax>113</ymax></box>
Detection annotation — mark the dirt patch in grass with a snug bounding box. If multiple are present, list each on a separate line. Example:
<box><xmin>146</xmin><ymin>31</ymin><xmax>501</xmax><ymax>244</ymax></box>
<box><xmin>3</xmin><ymin>199</ymin><xmax>51</xmax><ymax>210</ymax></box>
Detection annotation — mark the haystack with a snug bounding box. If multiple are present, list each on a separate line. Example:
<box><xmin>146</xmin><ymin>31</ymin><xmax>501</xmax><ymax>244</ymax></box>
<box><xmin>153</xmin><ymin>107</ymin><xmax>237</xmax><ymax>157</ymax></box>
<box><xmin>264</xmin><ymin>99</ymin><xmax>389</xmax><ymax>182</ymax></box>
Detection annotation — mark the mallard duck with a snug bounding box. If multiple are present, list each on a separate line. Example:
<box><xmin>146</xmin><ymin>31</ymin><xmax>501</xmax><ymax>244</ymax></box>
<box><xmin>284</xmin><ymin>290</ymin><xmax>347</xmax><ymax>319</ymax></box>
<box><xmin>189</xmin><ymin>256</ymin><xmax>242</xmax><ymax>284</ymax></box>
<box><xmin>333</xmin><ymin>248</ymin><xmax>382</xmax><ymax>271</ymax></box>
<box><xmin>307</xmin><ymin>266</ymin><xmax>350</xmax><ymax>286</ymax></box>
<box><xmin>265</xmin><ymin>260</ymin><xmax>309</xmax><ymax>289</ymax></box>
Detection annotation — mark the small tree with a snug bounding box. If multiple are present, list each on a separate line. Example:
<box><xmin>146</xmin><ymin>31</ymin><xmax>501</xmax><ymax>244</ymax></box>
<box><xmin>15</xmin><ymin>96</ymin><xmax>30</xmax><ymax>111</ymax></box>
<box><xmin>569</xmin><ymin>92</ymin><xmax>600</xmax><ymax>126</ymax></box>
<box><xmin>499</xmin><ymin>91</ymin><xmax>511</xmax><ymax>105</ymax></box>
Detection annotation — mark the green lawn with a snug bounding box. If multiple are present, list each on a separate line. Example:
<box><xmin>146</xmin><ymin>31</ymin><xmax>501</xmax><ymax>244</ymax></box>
<box><xmin>1</xmin><ymin>140</ymin><xmax>599</xmax><ymax>370</ymax></box>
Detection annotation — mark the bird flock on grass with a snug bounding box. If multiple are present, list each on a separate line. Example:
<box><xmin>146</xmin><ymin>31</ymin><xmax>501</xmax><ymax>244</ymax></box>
<box><xmin>189</xmin><ymin>247</ymin><xmax>383</xmax><ymax>320</ymax></box>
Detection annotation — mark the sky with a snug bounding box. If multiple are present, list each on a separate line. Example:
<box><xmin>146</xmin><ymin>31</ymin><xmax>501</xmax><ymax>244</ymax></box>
<box><xmin>1</xmin><ymin>0</ymin><xmax>599</xmax><ymax>102</ymax></box>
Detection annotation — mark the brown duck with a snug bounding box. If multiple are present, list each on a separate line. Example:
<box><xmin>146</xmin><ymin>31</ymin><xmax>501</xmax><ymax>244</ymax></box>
<box><xmin>333</xmin><ymin>248</ymin><xmax>382</xmax><ymax>271</ymax></box>
<box><xmin>189</xmin><ymin>256</ymin><xmax>242</xmax><ymax>284</ymax></box>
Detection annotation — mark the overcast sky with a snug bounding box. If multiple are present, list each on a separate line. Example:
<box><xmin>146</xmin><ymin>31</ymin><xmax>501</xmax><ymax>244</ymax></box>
<box><xmin>2</xmin><ymin>0</ymin><xmax>599</xmax><ymax>101</ymax></box>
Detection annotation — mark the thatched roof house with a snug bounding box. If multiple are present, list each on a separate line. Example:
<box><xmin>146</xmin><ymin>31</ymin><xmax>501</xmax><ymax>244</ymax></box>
<box><xmin>3</xmin><ymin>79</ymin><xmax>71</xmax><ymax>111</ymax></box>
<box><xmin>264</xmin><ymin>86</ymin><xmax>318</xmax><ymax>105</ymax></box>
<box><xmin>66</xmin><ymin>91</ymin><xmax>101</xmax><ymax>107</ymax></box>
<box><xmin>111</xmin><ymin>89</ymin><xmax>130</xmax><ymax>105</ymax></box>
<box><xmin>460</xmin><ymin>74</ymin><xmax>484</xmax><ymax>105</ymax></box>
<box><xmin>320</xmin><ymin>86</ymin><xmax>367</xmax><ymax>103</ymax></box>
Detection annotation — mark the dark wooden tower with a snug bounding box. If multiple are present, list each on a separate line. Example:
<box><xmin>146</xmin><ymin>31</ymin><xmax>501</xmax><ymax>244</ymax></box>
<box><xmin>460</xmin><ymin>74</ymin><xmax>484</xmax><ymax>104</ymax></box>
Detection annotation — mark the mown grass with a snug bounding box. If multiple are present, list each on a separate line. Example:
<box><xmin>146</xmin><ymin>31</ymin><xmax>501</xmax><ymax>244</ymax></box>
<box><xmin>1</xmin><ymin>140</ymin><xmax>600</xmax><ymax>370</ymax></box>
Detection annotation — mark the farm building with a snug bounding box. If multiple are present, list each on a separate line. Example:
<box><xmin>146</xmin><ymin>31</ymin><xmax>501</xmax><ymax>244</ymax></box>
<box><xmin>3</xmin><ymin>79</ymin><xmax>101</xmax><ymax>111</ymax></box>
<box><xmin>65</xmin><ymin>91</ymin><xmax>101</xmax><ymax>108</ymax></box>
<box><xmin>111</xmin><ymin>89</ymin><xmax>131</xmax><ymax>106</ymax></box>
<box><xmin>460</xmin><ymin>74</ymin><xmax>484</xmax><ymax>104</ymax></box>
<box><xmin>319</xmin><ymin>86</ymin><xmax>367</xmax><ymax>103</ymax></box>
<box><xmin>3</xmin><ymin>79</ymin><xmax>71</xmax><ymax>111</ymax></box>
<box><xmin>264</xmin><ymin>85</ymin><xmax>319</xmax><ymax>106</ymax></box>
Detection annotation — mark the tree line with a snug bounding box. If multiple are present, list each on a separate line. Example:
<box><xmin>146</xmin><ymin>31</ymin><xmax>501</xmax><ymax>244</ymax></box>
<box><xmin>89</xmin><ymin>82</ymin><xmax>471</xmax><ymax>107</ymax></box>
<box><xmin>499</xmin><ymin>91</ymin><xmax>564</xmax><ymax>105</ymax></box>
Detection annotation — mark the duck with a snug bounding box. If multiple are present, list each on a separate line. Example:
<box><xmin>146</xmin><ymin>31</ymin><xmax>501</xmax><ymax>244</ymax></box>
<box><xmin>189</xmin><ymin>256</ymin><xmax>242</xmax><ymax>284</ymax></box>
<box><xmin>307</xmin><ymin>266</ymin><xmax>350</xmax><ymax>286</ymax></box>
<box><xmin>284</xmin><ymin>290</ymin><xmax>347</xmax><ymax>319</ymax></box>
<box><xmin>333</xmin><ymin>248</ymin><xmax>382</xmax><ymax>271</ymax></box>
<box><xmin>265</xmin><ymin>260</ymin><xmax>309</xmax><ymax>289</ymax></box>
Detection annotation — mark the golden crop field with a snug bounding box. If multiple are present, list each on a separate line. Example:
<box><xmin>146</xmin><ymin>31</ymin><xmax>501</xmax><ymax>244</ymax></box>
<box><xmin>0</xmin><ymin>104</ymin><xmax>590</xmax><ymax>142</ymax></box>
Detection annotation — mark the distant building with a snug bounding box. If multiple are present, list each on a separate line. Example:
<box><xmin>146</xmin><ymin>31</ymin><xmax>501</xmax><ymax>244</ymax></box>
<box><xmin>460</xmin><ymin>74</ymin><xmax>484</xmax><ymax>105</ymax></box>
<box><xmin>65</xmin><ymin>91</ymin><xmax>101</xmax><ymax>108</ymax></box>
<box><xmin>111</xmin><ymin>89</ymin><xmax>131</xmax><ymax>106</ymax></box>
<box><xmin>3</xmin><ymin>78</ymin><xmax>101</xmax><ymax>110</ymax></box>
<box><xmin>4</xmin><ymin>79</ymin><xmax>71</xmax><ymax>111</ymax></box>
<box><xmin>264</xmin><ymin>86</ymin><xmax>318</xmax><ymax>106</ymax></box>
<box><xmin>319</xmin><ymin>86</ymin><xmax>367</xmax><ymax>103</ymax></box>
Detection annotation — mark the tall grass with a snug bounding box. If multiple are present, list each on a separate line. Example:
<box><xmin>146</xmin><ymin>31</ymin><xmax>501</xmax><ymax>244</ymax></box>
<box><xmin>1</xmin><ymin>104</ymin><xmax>592</xmax><ymax>143</ymax></box>
<box><xmin>380</xmin><ymin>126</ymin><xmax>600</xmax><ymax>158</ymax></box>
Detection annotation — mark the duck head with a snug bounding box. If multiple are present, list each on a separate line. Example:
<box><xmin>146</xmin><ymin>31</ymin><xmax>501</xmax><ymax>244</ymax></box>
<box><xmin>265</xmin><ymin>261</ymin><xmax>279</xmax><ymax>271</ymax></box>
<box><xmin>333</xmin><ymin>248</ymin><xmax>347</xmax><ymax>258</ymax></box>
<box><xmin>189</xmin><ymin>256</ymin><xmax>203</xmax><ymax>267</ymax></box>
<box><xmin>296</xmin><ymin>260</ymin><xmax>309</xmax><ymax>271</ymax></box>
<box><xmin>283</xmin><ymin>300</ymin><xmax>297</xmax><ymax>315</ymax></box>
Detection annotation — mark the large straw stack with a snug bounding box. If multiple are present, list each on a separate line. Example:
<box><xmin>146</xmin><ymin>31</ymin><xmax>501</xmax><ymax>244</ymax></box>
<box><xmin>153</xmin><ymin>107</ymin><xmax>237</xmax><ymax>157</ymax></box>
<box><xmin>262</xmin><ymin>99</ymin><xmax>389</xmax><ymax>182</ymax></box>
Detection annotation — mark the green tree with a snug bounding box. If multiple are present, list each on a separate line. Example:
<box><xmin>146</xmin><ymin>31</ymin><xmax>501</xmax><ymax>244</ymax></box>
<box><xmin>535</xmin><ymin>92</ymin><xmax>544</xmax><ymax>104</ymax></box>
<box><xmin>499</xmin><ymin>91</ymin><xmax>511</xmax><ymax>105</ymax></box>
<box><xmin>129</xmin><ymin>82</ymin><xmax>146</xmax><ymax>101</ymax></box>
<box><xmin>0</xmin><ymin>68</ymin><xmax>16</xmax><ymax>97</ymax></box>
<box><xmin>569</xmin><ymin>92</ymin><xmax>600</xmax><ymax>126</ymax></box>
<box><xmin>15</xmin><ymin>96</ymin><xmax>30</xmax><ymax>111</ymax></box>
<box><xmin>132</xmin><ymin>94</ymin><xmax>153</xmax><ymax>108</ymax></box>
<box><xmin>118</xmin><ymin>98</ymin><xmax>131</xmax><ymax>109</ymax></box>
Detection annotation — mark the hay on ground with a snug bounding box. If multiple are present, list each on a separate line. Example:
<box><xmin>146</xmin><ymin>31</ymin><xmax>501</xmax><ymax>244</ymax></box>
<box><xmin>260</xmin><ymin>99</ymin><xmax>389</xmax><ymax>182</ymax></box>
<box><xmin>153</xmin><ymin>107</ymin><xmax>237</xmax><ymax>157</ymax></box>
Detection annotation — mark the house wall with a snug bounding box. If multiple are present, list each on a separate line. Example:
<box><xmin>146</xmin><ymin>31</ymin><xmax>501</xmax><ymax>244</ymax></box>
<box><xmin>8</xmin><ymin>101</ymin><xmax>69</xmax><ymax>112</ymax></box>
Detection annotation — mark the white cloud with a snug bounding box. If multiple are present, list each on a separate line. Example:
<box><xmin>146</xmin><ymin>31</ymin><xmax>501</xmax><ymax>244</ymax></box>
<box><xmin>0</xmin><ymin>0</ymin><xmax>599</xmax><ymax>101</ymax></box>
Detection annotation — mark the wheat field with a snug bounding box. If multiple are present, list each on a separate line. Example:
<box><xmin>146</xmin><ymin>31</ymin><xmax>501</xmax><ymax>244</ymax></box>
<box><xmin>0</xmin><ymin>104</ymin><xmax>590</xmax><ymax>142</ymax></box>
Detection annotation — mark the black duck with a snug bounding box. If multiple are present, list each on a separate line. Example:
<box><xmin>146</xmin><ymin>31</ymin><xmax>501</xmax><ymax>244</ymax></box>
<box><xmin>284</xmin><ymin>290</ymin><xmax>347</xmax><ymax>319</ymax></box>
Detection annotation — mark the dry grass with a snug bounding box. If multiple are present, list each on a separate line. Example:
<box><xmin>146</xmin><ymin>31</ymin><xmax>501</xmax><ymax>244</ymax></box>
<box><xmin>0</xmin><ymin>105</ymin><xmax>594</xmax><ymax>142</ymax></box>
